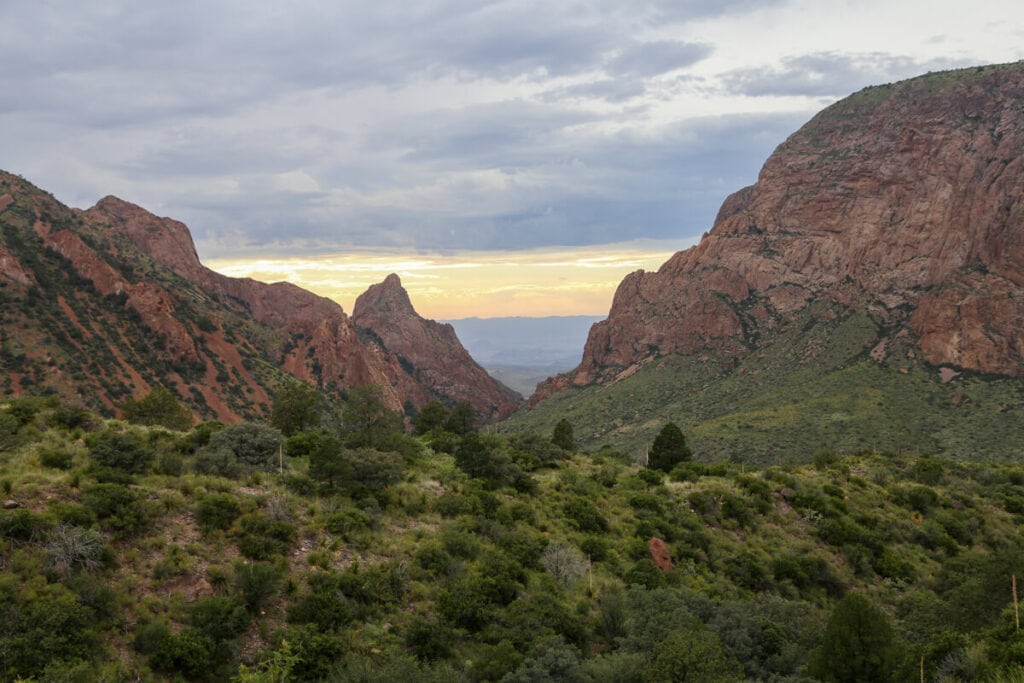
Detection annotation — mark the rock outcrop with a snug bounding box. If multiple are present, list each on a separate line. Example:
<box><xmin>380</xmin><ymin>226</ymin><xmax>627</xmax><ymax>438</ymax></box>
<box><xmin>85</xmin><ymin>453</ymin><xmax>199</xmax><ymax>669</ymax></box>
<box><xmin>537</xmin><ymin>63</ymin><xmax>1024</xmax><ymax>401</ymax></box>
<box><xmin>353</xmin><ymin>274</ymin><xmax>522</xmax><ymax>422</ymax></box>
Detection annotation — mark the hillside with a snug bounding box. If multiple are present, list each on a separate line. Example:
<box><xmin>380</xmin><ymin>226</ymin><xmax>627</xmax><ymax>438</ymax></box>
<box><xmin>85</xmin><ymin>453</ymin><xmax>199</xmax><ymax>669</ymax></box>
<box><xmin>0</xmin><ymin>172</ymin><xmax>519</xmax><ymax>423</ymax></box>
<box><xmin>2</xmin><ymin>395</ymin><xmax>1024</xmax><ymax>680</ymax></box>
<box><xmin>512</xmin><ymin>63</ymin><xmax>1024</xmax><ymax>458</ymax></box>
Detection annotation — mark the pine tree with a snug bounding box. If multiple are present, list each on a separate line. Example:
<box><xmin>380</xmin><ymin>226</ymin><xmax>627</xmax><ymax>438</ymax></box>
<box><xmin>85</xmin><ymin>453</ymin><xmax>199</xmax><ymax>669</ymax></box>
<box><xmin>552</xmin><ymin>419</ymin><xmax>575</xmax><ymax>451</ymax></box>
<box><xmin>806</xmin><ymin>593</ymin><xmax>900</xmax><ymax>682</ymax></box>
<box><xmin>647</xmin><ymin>423</ymin><xmax>691</xmax><ymax>472</ymax></box>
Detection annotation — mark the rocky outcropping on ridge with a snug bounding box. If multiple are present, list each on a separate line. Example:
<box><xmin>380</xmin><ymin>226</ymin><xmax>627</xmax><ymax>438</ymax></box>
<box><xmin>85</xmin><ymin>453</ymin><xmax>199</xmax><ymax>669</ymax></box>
<box><xmin>353</xmin><ymin>274</ymin><xmax>522</xmax><ymax>422</ymax></box>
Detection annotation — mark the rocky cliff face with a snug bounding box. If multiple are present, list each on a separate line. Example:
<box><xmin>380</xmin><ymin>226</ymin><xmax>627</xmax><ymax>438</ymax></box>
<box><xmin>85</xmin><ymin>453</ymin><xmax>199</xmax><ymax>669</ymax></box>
<box><xmin>0</xmin><ymin>172</ymin><xmax>519</xmax><ymax>422</ymax></box>
<box><xmin>353</xmin><ymin>274</ymin><xmax>522</xmax><ymax>421</ymax></box>
<box><xmin>537</xmin><ymin>63</ymin><xmax>1024</xmax><ymax>401</ymax></box>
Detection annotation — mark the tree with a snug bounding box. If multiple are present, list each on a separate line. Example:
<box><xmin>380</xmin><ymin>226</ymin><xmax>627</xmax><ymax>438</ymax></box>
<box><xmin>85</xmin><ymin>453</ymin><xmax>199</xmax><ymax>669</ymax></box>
<box><xmin>806</xmin><ymin>593</ymin><xmax>900</xmax><ymax>682</ymax></box>
<box><xmin>270</xmin><ymin>381</ymin><xmax>322</xmax><ymax>437</ymax></box>
<box><xmin>648</xmin><ymin>422</ymin><xmax>691</xmax><ymax>472</ymax></box>
<box><xmin>122</xmin><ymin>387</ymin><xmax>193</xmax><ymax>431</ymax></box>
<box><xmin>413</xmin><ymin>400</ymin><xmax>449</xmax><ymax>435</ymax></box>
<box><xmin>445</xmin><ymin>401</ymin><xmax>477</xmax><ymax>436</ymax></box>
<box><xmin>552</xmin><ymin>419</ymin><xmax>575</xmax><ymax>451</ymax></box>
<box><xmin>644</xmin><ymin>627</ymin><xmax>743</xmax><ymax>682</ymax></box>
<box><xmin>341</xmin><ymin>385</ymin><xmax>403</xmax><ymax>448</ymax></box>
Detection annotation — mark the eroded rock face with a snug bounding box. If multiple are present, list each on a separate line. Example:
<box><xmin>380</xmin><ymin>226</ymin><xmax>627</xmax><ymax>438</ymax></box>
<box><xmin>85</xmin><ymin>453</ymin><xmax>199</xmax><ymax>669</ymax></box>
<box><xmin>352</xmin><ymin>274</ymin><xmax>522</xmax><ymax>421</ymax></box>
<box><xmin>542</xmin><ymin>64</ymin><xmax>1024</xmax><ymax>398</ymax></box>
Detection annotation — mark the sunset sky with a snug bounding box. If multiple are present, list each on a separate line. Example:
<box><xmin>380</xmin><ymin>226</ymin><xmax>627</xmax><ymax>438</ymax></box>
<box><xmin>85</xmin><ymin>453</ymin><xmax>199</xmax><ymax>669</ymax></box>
<box><xmin>2</xmin><ymin>1</ymin><xmax>1022</xmax><ymax>317</ymax></box>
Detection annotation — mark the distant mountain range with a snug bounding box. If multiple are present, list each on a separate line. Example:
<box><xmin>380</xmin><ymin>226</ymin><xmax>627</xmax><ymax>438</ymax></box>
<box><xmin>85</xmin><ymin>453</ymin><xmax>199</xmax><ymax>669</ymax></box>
<box><xmin>444</xmin><ymin>316</ymin><xmax>602</xmax><ymax>396</ymax></box>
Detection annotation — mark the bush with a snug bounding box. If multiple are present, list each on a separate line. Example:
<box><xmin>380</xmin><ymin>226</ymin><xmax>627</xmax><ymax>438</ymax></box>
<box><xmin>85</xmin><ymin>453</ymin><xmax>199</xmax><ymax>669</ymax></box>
<box><xmin>43</xmin><ymin>524</ymin><xmax>107</xmax><ymax>578</ymax></box>
<box><xmin>288</xmin><ymin>573</ymin><xmax>353</xmax><ymax>631</ymax></box>
<box><xmin>150</xmin><ymin>628</ymin><xmax>214</xmax><ymax>679</ymax></box>
<box><xmin>563</xmin><ymin>496</ymin><xmax>609</xmax><ymax>533</ymax></box>
<box><xmin>207</xmin><ymin>422</ymin><xmax>283</xmax><ymax>473</ymax></box>
<box><xmin>38</xmin><ymin>445</ymin><xmax>74</xmax><ymax>469</ymax></box>
<box><xmin>235</xmin><ymin>561</ymin><xmax>284</xmax><ymax>612</ymax></box>
<box><xmin>81</xmin><ymin>483</ymin><xmax>154</xmax><ymax>537</ymax></box>
<box><xmin>87</xmin><ymin>430</ymin><xmax>153</xmax><ymax>474</ymax></box>
<box><xmin>0</xmin><ymin>508</ymin><xmax>52</xmax><ymax>541</ymax></box>
<box><xmin>195</xmin><ymin>493</ymin><xmax>242</xmax><ymax>532</ymax></box>
<box><xmin>540</xmin><ymin>541</ymin><xmax>589</xmax><ymax>588</ymax></box>
<box><xmin>234</xmin><ymin>513</ymin><xmax>296</xmax><ymax>560</ymax></box>
<box><xmin>405</xmin><ymin>616</ymin><xmax>455</xmax><ymax>661</ymax></box>
<box><xmin>194</xmin><ymin>446</ymin><xmax>242</xmax><ymax>479</ymax></box>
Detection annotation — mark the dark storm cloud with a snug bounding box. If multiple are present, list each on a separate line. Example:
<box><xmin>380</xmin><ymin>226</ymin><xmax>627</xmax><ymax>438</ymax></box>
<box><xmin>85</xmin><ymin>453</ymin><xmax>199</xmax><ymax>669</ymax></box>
<box><xmin>724</xmin><ymin>52</ymin><xmax>974</xmax><ymax>97</ymax></box>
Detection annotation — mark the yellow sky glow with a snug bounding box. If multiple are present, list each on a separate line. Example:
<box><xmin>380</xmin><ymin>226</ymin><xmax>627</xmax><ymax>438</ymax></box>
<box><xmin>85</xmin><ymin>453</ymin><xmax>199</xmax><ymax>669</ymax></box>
<box><xmin>204</xmin><ymin>240</ymin><xmax>689</xmax><ymax>319</ymax></box>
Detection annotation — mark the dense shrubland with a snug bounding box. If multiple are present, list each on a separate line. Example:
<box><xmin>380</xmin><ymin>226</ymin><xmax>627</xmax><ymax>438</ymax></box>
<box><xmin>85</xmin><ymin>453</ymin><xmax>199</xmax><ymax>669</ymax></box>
<box><xmin>2</xmin><ymin>391</ymin><xmax>1024</xmax><ymax>681</ymax></box>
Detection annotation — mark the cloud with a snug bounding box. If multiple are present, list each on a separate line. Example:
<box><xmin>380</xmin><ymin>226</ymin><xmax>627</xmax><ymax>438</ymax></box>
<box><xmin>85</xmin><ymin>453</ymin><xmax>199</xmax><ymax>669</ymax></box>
<box><xmin>723</xmin><ymin>52</ymin><xmax>975</xmax><ymax>97</ymax></box>
<box><xmin>2</xmin><ymin>0</ymin><xmax>1022</xmax><ymax>270</ymax></box>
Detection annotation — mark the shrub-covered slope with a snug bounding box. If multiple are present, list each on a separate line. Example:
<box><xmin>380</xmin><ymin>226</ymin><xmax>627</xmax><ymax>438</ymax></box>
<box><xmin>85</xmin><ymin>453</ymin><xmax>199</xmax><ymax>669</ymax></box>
<box><xmin>3</xmin><ymin>394</ymin><xmax>1024</xmax><ymax>681</ymax></box>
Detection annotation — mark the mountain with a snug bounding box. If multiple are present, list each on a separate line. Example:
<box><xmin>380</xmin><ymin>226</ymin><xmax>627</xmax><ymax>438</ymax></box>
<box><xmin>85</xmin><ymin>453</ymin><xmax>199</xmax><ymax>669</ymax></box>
<box><xmin>0</xmin><ymin>171</ymin><xmax>519</xmax><ymax>422</ymax></box>
<box><xmin>351</xmin><ymin>274</ymin><xmax>521</xmax><ymax>421</ymax></box>
<box><xmin>444</xmin><ymin>315</ymin><xmax>603</xmax><ymax>396</ymax></box>
<box><xmin>510</xmin><ymin>63</ymin><xmax>1024</xmax><ymax>460</ymax></box>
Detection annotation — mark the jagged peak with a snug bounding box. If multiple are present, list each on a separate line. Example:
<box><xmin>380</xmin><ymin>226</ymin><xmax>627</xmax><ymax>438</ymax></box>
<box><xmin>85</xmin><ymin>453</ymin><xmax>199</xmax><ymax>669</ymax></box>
<box><xmin>353</xmin><ymin>273</ymin><xmax>417</xmax><ymax>318</ymax></box>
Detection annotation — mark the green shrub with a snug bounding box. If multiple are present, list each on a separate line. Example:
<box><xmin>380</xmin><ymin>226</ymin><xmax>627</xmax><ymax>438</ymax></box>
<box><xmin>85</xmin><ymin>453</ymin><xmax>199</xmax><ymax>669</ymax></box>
<box><xmin>38</xmin><ymin>445</ymin><xmax>74</xmax><ymax>469</ymax></box>
<box><xmin>563</xmin><ymin>496</ymin><xmax>609</xmax><ymax>533</ymax></box>
<box><xmin>150</xmin><ymin>628</ymin><xmax>214</xmax><ymax>679</ymax></box>
<box><xmin>405</xmin><ymin>616</ymin><xmax>455</xmax><ymax>661</ymax></box>
<box><xmin>0</xmin><ymin>508</ymin><xmax>52</xmax><ymax>541</ymax></box>
<box><xmin>287</xmin><ymin>573</ymin><xmax>353</xmax><ymax>631</ymax></box>
<box><xmin>207</xmin><ymin>422</ymin><xmax>283</xmax><ymax>473</ymax></box>
<box><xmin>195</xmin><ymin>493</ymin><xmax>242</xmax><ymax>532</ymax></box>
<box><xmin>234</xmin><ymin>513</ymin><xmax>296</xmax><ymax>560</ymax></box>
<box><xmin>81</xmin><ymin>483</ymin><xmax>154</xmax><ymax>537</ymax></box>
<box><xmin>194</xmin><ymin>446</ymin><xmax>242</xmax><ymax>479</ymax></box>
<box><xmin>235</xmin><ymin>561</ymin><xmax>284</xmax><ymax>612</ymax></box>
<box><xmin>87</xmin><ymin>430</ymin><xmax>153</xmax><ymax>474</ymax></box>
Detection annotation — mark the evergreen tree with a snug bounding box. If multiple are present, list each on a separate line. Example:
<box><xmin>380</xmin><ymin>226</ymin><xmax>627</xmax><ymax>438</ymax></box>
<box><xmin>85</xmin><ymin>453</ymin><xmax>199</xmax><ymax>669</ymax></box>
<box><xmin>270</xmin><ymin>381</ymin><xmax>322</xmax><ymax>437</ymax></box>
<box><xmin>413</xmin><ymin>400</ymin><xmax>449</xmax><ymax>435</ymax></box>
<box><xmin>341</xmin><ymin>385</ymin><xmax>403</xmax><ymax>448</ymax></box>
<box><xmin>444</xmin><ymin>401</ymin><xmax>477</xmax><ymax>436</ymax></box>
<box><xmin>552</xmin><ymin>419</ymin><xmax>575</xmax><ymax>451</ymax></box>
<box><xmin>647</xmin><ymin>422</ymin><xmax>691</xmax><ymax>472</ymax></box>
<box><xmin>806</xmin><ymin>593</ymin><xmax>900</xmax><ymax>682</ymax></box>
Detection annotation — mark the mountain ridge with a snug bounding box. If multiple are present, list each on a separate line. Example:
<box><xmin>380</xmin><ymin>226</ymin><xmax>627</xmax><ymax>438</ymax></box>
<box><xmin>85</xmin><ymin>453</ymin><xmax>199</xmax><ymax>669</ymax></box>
<box><xmin>0</xmin><ymin>172</ymin><xmax>519</xmax><ymax>422</ymax></box>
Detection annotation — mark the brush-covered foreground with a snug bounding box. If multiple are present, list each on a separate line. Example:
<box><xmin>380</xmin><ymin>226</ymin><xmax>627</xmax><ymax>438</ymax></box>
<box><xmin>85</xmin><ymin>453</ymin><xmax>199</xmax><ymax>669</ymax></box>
<box><xmin>2</xmin><ymin>393</ymin><xmax>1024</xmax><ymax>682</ymax></box>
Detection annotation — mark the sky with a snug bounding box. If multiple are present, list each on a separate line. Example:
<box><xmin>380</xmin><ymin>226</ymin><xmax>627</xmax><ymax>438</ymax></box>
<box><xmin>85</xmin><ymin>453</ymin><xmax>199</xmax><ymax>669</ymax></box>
<box><xmin>2</xmin><ymin>1</ymin><xmax>1022</xmax><ymax>318</ymax></box>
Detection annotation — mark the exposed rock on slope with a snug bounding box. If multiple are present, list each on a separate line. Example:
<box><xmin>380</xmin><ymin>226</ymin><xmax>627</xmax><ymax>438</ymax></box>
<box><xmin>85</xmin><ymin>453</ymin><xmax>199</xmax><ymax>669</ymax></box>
<box><xmin>353</xmin><ymin>274</ymin><xmax>522</xmax><ymax>421</ymax></box>
<box><xmin>537</xmin><ymin>63</ymin><xmax>1024</xmax><ymax>401</ymax></box>
<box><xmin>0</xmin><ymin>172</ymin><xmax>517</xmax><ymax>422</ymax></box>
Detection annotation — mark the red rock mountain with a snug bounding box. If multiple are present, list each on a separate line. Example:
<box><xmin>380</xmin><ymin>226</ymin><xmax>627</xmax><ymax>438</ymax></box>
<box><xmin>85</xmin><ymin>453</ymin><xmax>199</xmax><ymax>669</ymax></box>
<box><xmin>536</xmin><ymin>63</ymin><xmax>1024</xmax><ymax>401</ymax></box>
<box><xmin>352</xmin><ymin>274</ymin><xmax>522</xmax><ymax>422</ymax></box>
<box><xmin>0</xmin><ymin>174</ymin><xmax>519</xmax><ymax>422</ymax></box>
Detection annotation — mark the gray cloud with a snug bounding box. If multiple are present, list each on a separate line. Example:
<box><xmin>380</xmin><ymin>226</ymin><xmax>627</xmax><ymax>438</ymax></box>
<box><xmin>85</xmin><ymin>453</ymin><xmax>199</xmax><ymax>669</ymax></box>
<box><xmin>0</xmin><ymin>1</ymin><xmax>1008</xmax><ymax>262</ymax></box>
<box><xmin>724</xmin><ymin>52</ymin><xmax>974</xmax><ymax>97</ymax></box>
